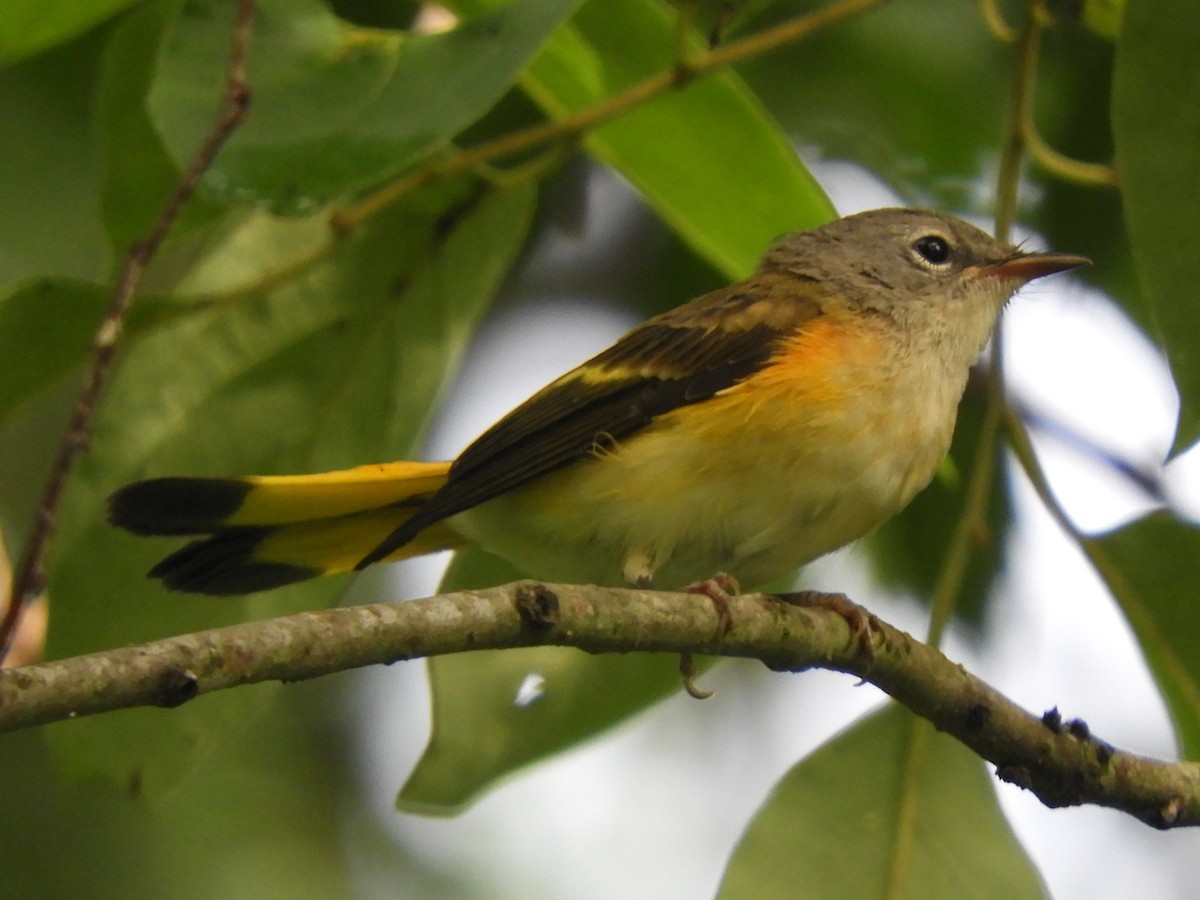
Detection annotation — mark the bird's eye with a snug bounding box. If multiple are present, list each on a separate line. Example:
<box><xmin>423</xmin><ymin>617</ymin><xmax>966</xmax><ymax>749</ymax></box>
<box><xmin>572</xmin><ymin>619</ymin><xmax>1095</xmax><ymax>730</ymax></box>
<box><xmin>913</xmin><ymin>235</ymin><xmax>952</xmax><ymax>266</ymax></box>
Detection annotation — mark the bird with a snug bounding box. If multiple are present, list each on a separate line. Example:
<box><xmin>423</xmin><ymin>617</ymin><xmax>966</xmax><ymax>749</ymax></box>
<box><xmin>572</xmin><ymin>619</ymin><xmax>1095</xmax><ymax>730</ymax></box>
<box><xmin>109</xmin><ymin>208</ymin><xmax>1088</xmax><ymax>599</ymax></box>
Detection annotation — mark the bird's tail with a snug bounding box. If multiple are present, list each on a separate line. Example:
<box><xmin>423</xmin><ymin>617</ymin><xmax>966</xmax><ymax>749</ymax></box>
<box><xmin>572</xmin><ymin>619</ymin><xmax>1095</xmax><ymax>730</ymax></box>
<box><xmin>107</xmin><ymin>461</ymin><xmax>462</xmax><ymax>595</ymax></box>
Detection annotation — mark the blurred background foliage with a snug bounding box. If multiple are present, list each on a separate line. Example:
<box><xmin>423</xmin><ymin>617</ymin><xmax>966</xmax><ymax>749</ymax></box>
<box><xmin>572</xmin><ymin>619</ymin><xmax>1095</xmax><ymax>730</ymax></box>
<box><xmin>1</xmin><ymin>0</ymin><xmax>1198</xmax><ymax>896</ymax></box>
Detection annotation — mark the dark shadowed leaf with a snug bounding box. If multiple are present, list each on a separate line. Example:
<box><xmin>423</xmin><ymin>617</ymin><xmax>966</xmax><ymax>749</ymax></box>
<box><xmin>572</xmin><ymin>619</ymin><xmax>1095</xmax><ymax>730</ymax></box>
<box><xmin>0</xmin><ymin>688</ymin><xmax>356</xmax><ymax>900</ymax></box>
<box><xmin>1094</xmin><ymin>512</ymin><xmax>1200</xmax><ymax>757</ymax></box>
<box><xmin>0</xmin><ymin>0</ymin><xmax>139</xmax><ymax>63</ymax></box>
<box><xmin>1112</xmin><ymin>0</ymin><xmax>1200</xmax><ymax>455</ymax></box>
<box><xmin>738</xmin><ymin>0</ymin><xmax>1009</xmax><ymax>212</ymax></box>
<box><xmin>0</xmin><ymin>30</ymin><xmax>110</xmax><ymax>288</ymax></box>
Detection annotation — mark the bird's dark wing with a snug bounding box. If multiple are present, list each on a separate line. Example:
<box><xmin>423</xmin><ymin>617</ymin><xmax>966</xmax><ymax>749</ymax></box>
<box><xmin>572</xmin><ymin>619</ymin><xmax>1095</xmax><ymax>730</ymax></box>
<box><xmin>356</xmin><ymin>271</ymin><xmax>826</xmax><ymax>567</ymax></box>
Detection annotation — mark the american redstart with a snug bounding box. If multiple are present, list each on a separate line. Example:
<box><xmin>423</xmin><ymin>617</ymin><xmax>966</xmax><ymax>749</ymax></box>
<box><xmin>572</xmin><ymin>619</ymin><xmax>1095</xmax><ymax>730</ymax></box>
<box><xmin>109</xmin><ymin>208</ymin><xmax>1088</xmax><ymax>596</ymax></box>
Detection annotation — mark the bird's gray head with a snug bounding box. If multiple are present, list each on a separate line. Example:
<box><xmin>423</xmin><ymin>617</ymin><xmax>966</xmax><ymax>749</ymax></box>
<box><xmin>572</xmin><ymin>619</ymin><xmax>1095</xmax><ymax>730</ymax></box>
<box><xmin>762</xmin><ymin>208</ymin><xmax>1087</xmax><ymax>306</ymax></box>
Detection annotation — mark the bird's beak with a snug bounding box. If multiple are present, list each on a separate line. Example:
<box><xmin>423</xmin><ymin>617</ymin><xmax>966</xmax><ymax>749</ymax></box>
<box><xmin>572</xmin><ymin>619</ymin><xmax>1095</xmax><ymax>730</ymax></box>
<box><xmin>979</xmin><ymin>251</ymin><xmax>1092</xmax><ymax>283</ymax></box>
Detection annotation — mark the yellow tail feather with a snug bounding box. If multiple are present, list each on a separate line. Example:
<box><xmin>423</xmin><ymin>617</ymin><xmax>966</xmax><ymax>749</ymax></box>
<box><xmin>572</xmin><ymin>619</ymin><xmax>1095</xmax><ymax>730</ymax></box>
<box><xmin>231</xmin><ymin>461</ymin><xmax>452</xmax><ymax>525</ymax></box>
<box><xmin>253</xmin><ymin>508</ymin><xmax>465</xmax><ymax>575</ymax></box>
<box><xmin>110</xmin><ymin>461</ymin><xmax>461</xmax><ymax>595</ymax></box>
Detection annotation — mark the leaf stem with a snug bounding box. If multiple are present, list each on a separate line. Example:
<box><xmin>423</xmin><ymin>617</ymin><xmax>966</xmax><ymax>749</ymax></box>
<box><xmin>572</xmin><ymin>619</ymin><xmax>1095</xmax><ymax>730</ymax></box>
<box><xmin>884</xmin><ymin>714</ymin><xmax>932</xmax><ymax>899</ymax></box>
<box><xmin>925</xmin><ymin>374</ymin><xmax>1004</xmax><ymax>648</ymax></box>
<box><xmin>978</xmin><ymin>0</ymin><xmax>1018</xmax><ymax>42</ymax></box>
<box><xmin>925</xmin><ymin>0</ymin><xmax>1047</xmax><ymax>648</ymax></box>
<box><xmin>1026</xmin><ymin>127</ymin><xmax>1119</xmax><ymax>187</ymax></box>
<box><xmin>995</xmin><ymin>0</ymin><xmax>1118</xmax><ymax>196</ymax></box>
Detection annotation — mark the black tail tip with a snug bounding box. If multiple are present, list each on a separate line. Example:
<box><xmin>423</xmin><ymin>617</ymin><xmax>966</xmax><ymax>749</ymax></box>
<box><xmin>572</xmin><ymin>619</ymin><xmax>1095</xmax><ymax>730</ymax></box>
<box><xmin>148</xmin><ymin>528</ymin><xmax>323</xmax><ymax>596</ymax></box>
<box><xmin>108</xmin><ymin>477</ymin><xmax>254</xmax><ymax>536</ymax></box>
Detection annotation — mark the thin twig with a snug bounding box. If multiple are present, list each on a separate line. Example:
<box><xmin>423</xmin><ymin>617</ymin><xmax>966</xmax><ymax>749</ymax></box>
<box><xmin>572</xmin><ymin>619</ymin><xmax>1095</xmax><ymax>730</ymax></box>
<box><xmin>1025</xmin><ymin>127</ymin><xmax>1119</xmax><ymax>188</ymax></box>
<box><xmin>0</xmin><ymin>0</ymin><xmax>257</xmax><ymax>663</ymax></box>
<box><xmin>924</xmin><ymin>0</ymin><xmax>1047</xmax><ymax>649</ymax></box>
<box><xmin>993</xmin><ymin>0</ymin><xmax>1042</xmax><ymax>243</ymax></box>
<box><xmin>925</xmin><ymin>377</ymin><xmax>1005</xmax><ymax>648</ymax></box>
<box><xmin>1</xmin><ymin>581</ymin><xmax>1197</xmax><ymax>828</ymax></box>
<box><xmin>997</xmin><ymin>0</ymin><xmax>1118</xmax><ymax>191</ymax></box>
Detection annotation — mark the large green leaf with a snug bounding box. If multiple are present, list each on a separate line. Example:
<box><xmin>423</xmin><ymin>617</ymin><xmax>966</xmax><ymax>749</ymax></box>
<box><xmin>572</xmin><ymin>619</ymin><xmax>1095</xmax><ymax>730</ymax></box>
<box><xmin>1094</xmin><ymin>512</ymin><xmax>1200</xmax><ymax>758</ymax></box>
<box><xmin>0</xmin><ymin>688</ymin><xmax>355</xmax><ymax>900</ymax></box>
<box><xmin>96</xmin><ymin>0</ymin><xmax>227</xmax><ymax>251</ymax></box>
<box><xmin>20</xmin><ymin>184</ymin><xmax>535</xmax><ymax>791</ymax></box>
<box><xmin>0</xmin><ymin>280</ymin><xmax>108</xmax><ymax>429</ymax></box>
<box><xmin>0</xmin><ymin>28</ymin><xmax>110</xmax><ymax>289</ymax></box>
<box><xmin>149</xmin><ymin>0</ymin><xmax>583</xmax><ymax>213</ymax></box>
<box><xmin>718</xmin><ymin>704</ymin><xmax>1046</xmax><ymax>899</ymax></box>
<box><xmin>0</xmin><ymin>0</ymin><xmax>139</xmax><ymax>63</ymax></box>
<box><xmin>454</xmin><ymin>0</ymin><xmax>833</xmax><ymax>279</ymax></box>
<box><xmin>1112</xmin><ymin>0</ymin><xmax>1200</xmax><ymax>455</ymax></box>
<box><xmin>399</xmin><ymin>546</ymin><xmax>694</xmax><ymax>811</ymax></box>
<box><xmin>0</xmin><ymin>279</ymin><xmax>197</xmax><ymax>462</ymax></box>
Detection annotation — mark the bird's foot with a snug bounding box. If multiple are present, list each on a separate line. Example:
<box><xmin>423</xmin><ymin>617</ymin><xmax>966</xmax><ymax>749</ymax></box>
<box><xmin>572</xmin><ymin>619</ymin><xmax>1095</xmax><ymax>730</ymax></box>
<box><xmin>776</xmin><ymin>590</ymin><xmax>877</xmax><ymax>672</ymax></box>
<box><xmin>678</xmin><ymin>652</ymin><xmax>712</xmax><ymax>700</ymax></box>
<box><xmin>673</xmin><ymin>572</ymin><xmax>741</xmax><ymax>699</ymax></box>
<box><xmin>681</xmin><ymin>571</ymin><xmax>739</xmax><ymax>636</ymax></box>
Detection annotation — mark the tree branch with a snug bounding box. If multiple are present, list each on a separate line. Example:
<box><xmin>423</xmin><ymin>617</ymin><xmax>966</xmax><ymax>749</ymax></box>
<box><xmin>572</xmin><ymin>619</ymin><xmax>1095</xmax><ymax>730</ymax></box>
<box><xmin>0</xmin><ymin>582</ymin><xmax>1196</xmax><ymax>829</ymax></box>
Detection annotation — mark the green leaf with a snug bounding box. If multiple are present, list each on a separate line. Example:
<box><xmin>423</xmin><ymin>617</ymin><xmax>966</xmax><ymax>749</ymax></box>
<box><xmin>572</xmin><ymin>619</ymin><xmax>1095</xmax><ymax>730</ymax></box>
<box><xmin>0</xmin><ymin>689</ymin><xmax>356</xmax><ymax>900</ymax></box>
<box><xmin>453</xmin><ymin>0</ymin><xmax>833</xmax><ymax>278</ymax></box>
<box><xmin>25</xmin><ymin>184</ymin><xmax>535</xmax><ymax>791</ymax></box>
<box><xmin>1093</xmin><ymin>512</ymin><xmax>1200</xmax><ymax>758</ymax></box>
<box><xmin>0</xmin><ymin>0</ymin><xmax>139</xmax><ymax>63</ymax></box>
<box><xmin>718</xmin><ymin>705</ymin><xmax>1046</xmax><ymax>900</ymax></box>
<box><xmin>0</xmin><ymin>280</ymin><xmax>107</xmax><ymax>429</ymax></box>
<box><xmin>1112</xmin><ymin>0</ymin><xmax>1200</xmax><ymax>455</ymax></box>
<box><xmin>399</xmin><ymin>545</ymin><xmax>694</xmax><ymax>812</ymax></box>
<box><xmin>0</xmin><ymin>28</ymin><xmax>110</xmax><ymax>288</ymax></box>
<box><xmin>149</xmin><ymin>0</ymin><xmax>584</xmax><ymax>213</ymax></box>
<box><xmin>96</xmin><ymin>0</ymin><xmax>227</xmax><ymax>250</ymax></box>
<box><xmin>1083</xmin><ymin>0</ymin><xmax>1124</xmax><ymax>40</ymax></box>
